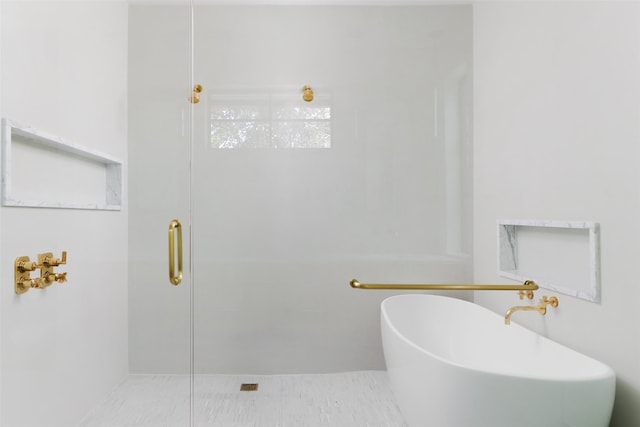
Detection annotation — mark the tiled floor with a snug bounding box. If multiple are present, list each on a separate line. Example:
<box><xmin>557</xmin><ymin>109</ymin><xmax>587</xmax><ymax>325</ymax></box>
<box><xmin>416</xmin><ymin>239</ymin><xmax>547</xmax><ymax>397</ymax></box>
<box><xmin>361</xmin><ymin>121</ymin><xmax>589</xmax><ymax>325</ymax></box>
<box><xmin>78</xmin><ymin>371</ymin><xmax>407</xmax><ymax>427</ymax></box>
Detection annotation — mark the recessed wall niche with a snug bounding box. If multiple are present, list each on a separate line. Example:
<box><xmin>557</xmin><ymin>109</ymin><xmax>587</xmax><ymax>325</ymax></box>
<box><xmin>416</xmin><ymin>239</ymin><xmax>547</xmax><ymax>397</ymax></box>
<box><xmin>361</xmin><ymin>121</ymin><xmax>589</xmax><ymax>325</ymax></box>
<box><xmin>1</xmin><ymin>118</ymin><xmax>122</xmax><ymax>210</ymax></box>
<box><xmin>498</xmin><ymin>220</ymin><xmax>601</xmax><ymax>302</ymax></box>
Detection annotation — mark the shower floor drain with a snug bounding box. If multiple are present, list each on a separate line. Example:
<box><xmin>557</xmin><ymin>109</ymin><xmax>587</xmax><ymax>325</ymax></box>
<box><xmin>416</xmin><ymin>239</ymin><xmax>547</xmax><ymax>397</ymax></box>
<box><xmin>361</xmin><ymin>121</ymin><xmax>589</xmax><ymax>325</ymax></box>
<box><xmin>240</xmin><ymin>383</ymin><xmax>259</xmax><ymax>391</ymax></box>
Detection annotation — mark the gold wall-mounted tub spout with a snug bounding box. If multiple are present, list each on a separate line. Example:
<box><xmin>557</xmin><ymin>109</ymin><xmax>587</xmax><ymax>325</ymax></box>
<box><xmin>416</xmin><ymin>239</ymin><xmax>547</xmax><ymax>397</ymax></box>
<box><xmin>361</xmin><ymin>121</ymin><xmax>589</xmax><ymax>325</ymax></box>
<box><xmin>504</xmin><ymin>295</ymin><xmax>558</xmax><ymax>325</ymax></box>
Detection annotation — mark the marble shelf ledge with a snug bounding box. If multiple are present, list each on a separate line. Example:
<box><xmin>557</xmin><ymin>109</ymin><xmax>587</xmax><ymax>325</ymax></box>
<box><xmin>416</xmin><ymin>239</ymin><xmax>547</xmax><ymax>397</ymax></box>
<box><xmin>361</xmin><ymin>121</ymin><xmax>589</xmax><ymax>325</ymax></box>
<box><xmin>498</xmin><ymin>220</ymin><xmax>601</xmax><ymax>303</ymax></box>
<box><xmin>1</xmin><ymin>118</ymin><xmax>123</xmax><ymax>211</ymax></box>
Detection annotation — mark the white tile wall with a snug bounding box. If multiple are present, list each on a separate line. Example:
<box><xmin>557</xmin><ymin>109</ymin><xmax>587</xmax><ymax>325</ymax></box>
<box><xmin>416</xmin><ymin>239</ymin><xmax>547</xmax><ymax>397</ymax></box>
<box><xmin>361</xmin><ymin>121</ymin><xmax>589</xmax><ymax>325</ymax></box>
<box><xmin>78</xmin><ymin>371</ymin><xmax>406</xmax><ymax>427</ymax></box>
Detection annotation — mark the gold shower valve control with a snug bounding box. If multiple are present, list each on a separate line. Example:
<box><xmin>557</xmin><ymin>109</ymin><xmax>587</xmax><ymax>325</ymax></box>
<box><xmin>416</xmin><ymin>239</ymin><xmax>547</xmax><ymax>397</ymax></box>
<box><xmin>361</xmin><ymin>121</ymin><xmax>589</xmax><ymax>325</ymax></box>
<box><xmin>14</xmin><ymin>252</ymin><xmax>69</xmax><ymax>294</ymax></box>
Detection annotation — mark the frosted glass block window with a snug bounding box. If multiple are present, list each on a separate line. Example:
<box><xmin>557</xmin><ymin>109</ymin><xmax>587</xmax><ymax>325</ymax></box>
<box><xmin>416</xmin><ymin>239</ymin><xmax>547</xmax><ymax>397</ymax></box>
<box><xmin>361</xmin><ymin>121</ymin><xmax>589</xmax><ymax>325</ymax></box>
<box><xmin>209</xmin><ymin>92</ymin><xmax>331</xmax><ymax>149</ymax></box>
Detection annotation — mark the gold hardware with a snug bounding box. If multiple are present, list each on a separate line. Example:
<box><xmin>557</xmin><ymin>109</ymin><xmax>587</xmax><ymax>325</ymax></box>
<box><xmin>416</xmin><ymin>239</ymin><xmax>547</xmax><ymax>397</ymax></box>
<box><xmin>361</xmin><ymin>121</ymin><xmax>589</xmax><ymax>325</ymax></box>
<box><xmin>40</xmin><ymin>251</ymin><xmax>66</xmax><ymax>267</ymax></box>
<box><xmin>505</xmin><ymin>295</ymin><xmax>559</xmax><ymax>325</ymax></box>
<box><xmin>38</xmin><ymin>251</ymin><xmax>67</xmax><ymax>289</ymax></box>
<box><xmin>15</xmin><ymin>256</ymin><xmax>36</xmax><ymax>294</ymax></box>
<box><xmin>43</xmin><ymin>272</ymin><xmax>67</xmax><ymax>285</ymax></box>
<box><xmin>189</xmin><ymin>84</ymin><xmax>203</xmax><ymax>104</ymax></box>
<box><xmin>15</xmin><ymin>252</ymin><xmax>68</xmax><ymax>294</ymax></box>
<box><xmin>519</xmin><ymin>290</ymin><xmax>535</xmax><ymax>300</ymax></box>
<box><xmin>17</xmin><ymin>259</ymin><xmax>39</xmax><ymax>272</ymax></box>
<box><xmin>168</xmin><ymin>219</ymin><xmax>183</xmax><ymax>285</ymax></box>
<box><xmin>17</xmin><ymin>277</ymin><xmax>45</xmax><ymax>293</ymax></box>
<box><xmin>302</xmin><ymin>85</ymin><xmax>314</xmax><ymax>102</ymax></box>
<box><xmin>350</xmin><ymin>279</ymin><xmax>539</xmax><ymax>292</ymax></box>
<box><xmin>240</xmin><ymin>383</ymin><xmax>259</xmax><ymax>391</ymax></box>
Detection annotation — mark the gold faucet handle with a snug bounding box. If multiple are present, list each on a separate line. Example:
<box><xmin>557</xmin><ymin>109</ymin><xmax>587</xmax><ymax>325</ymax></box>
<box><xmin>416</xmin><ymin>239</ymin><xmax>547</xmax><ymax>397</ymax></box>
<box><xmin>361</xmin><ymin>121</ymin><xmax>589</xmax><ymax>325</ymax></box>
<box><xmin>44</xmin><ymin>251</ymin><xmax>67</xmax><ymax>267</ymax></box>
<box><xmin>44</xmin><ymin>272</ymin><xmax>67</xmax><ymax>284</ymax></box>
<box><xmin>542</xmin><ymin>296</ymin><xmax>559</xmax><ymax>308</ymax></box>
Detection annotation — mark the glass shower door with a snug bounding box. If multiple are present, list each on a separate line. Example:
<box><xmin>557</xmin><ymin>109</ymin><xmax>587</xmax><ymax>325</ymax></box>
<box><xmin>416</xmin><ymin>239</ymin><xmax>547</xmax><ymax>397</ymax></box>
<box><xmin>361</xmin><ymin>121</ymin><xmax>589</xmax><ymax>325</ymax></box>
<box><xmin>126</xmin><ymin>2</ymin><xmax>195</xmax><ymax>426</ymax></box>
<box><xmin>187</xmin><ymin>4</ymin><xmax>472</xmax><ymax>426</ymax></box>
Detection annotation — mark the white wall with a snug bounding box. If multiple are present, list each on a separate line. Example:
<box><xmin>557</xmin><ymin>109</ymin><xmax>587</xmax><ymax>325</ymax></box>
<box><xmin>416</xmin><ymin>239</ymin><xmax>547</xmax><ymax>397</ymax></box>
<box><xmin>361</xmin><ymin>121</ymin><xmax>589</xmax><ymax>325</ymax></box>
<box><xmin>473</xmin><ymin>2</ymin><xmax>640</xmax><ymax>425</ymax></box>
<box><xmin>0</xmin><ymin>2</ymin><xmax>129</xmax><ymax>426</ymax></box>
<box><xmin>129</xmin><ymin>4</ymin><xmax>473</xmax><ymax>374</ymax></box>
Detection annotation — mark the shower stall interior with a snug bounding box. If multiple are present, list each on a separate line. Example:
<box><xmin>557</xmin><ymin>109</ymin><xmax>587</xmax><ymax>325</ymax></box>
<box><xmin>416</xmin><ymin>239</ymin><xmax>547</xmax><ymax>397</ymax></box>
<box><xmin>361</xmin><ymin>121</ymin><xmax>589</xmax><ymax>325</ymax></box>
<box><xmin>0</xmin><ymin>2</ymin><xmax>472</xmax><ymax>426</ymax></box>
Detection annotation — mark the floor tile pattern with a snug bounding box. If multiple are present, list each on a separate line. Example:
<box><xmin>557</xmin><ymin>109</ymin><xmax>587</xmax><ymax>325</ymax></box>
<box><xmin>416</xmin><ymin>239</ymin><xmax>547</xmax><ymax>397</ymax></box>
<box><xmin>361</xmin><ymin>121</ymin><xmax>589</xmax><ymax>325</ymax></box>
<box><xmin>78</xmin><ymin>371</ymin><xmax>407</xmax><ymax>427</ymax></box>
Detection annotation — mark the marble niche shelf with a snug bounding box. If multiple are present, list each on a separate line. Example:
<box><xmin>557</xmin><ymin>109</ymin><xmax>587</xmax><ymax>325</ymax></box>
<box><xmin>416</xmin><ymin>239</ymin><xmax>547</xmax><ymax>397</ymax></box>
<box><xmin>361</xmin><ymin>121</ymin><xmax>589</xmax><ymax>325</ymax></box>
<box><xmin>1</xmin><ymin>118</ymin><xmax>122</xmax><ymax>210</ymax></box>
<box><xmin>498</xmin><ymin>220</ymin><xmax>601</xmax><ymax>302</ymax></box>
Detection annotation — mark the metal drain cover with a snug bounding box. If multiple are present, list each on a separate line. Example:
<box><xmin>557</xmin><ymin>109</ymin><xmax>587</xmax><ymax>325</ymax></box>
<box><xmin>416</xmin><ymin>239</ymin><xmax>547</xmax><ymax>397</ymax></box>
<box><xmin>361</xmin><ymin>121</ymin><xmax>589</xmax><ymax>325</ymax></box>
<box><xmin>240</xmin><ymin>383</ymin><xmax>259</xmax><ymax>391</ymax></box>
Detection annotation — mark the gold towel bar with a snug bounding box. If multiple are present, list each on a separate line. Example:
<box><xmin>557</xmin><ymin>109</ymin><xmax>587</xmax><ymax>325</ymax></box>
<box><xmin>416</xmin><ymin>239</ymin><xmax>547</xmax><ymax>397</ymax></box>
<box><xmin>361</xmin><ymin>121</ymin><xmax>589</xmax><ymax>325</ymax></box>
<box><xmin>350</xmin><ymin>279</ymin><xmax>539</xmax><ymax>291</ymax></box>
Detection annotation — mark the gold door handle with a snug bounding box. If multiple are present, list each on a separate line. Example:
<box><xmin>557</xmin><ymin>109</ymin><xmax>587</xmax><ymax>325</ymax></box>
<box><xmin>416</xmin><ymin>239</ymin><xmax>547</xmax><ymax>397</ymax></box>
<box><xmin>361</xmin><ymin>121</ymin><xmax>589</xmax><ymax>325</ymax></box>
<box><xmin>168</xmin><ymin>219</ymin><xmax>183</xmax><ymax>285</ymax></box>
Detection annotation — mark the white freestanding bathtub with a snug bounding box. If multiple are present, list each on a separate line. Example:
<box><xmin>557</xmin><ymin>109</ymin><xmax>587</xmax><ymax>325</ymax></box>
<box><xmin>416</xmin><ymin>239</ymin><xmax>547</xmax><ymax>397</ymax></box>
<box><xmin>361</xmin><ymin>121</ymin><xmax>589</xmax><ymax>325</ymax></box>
<box><xmin>381</xmin><ymin>294</ymin><xmax>615</xmax><ymax>427</ymax></box>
